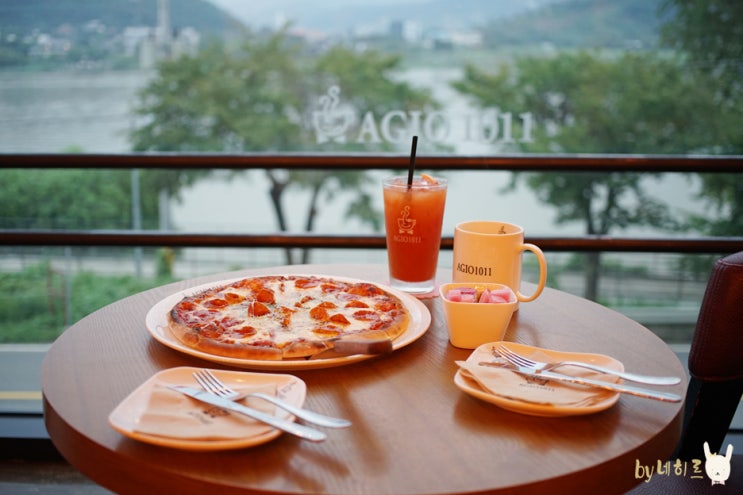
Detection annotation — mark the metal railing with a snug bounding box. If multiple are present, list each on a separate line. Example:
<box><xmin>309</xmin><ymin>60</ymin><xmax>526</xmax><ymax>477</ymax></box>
<box><xmin>2</xmin><ymin>153</ymin><xmax>743</xmax><ymax>254</ymax></box>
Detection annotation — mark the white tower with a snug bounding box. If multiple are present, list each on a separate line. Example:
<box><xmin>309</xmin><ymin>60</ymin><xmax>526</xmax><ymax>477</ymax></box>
<box><xmin>155</xmin><ymin>0</ymin><xmax>171</xmax><ymax>58</ymax></box>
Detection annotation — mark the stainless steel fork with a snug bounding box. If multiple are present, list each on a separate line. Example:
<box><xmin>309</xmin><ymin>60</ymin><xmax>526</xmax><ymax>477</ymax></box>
<box><xmin>494</xmin><ymin>345</ymin><xmax>681</xmax><ymax>386</ymax></box>
<box><xmin>192</xmin><ymin>369</ymin><xmax>351</xmax><ymax>428</ymax></box>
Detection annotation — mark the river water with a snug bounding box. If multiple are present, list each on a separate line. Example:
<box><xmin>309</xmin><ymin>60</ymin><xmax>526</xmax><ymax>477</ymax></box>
<box><xmin>0</xmin><ymin>68</ymin><xmax>703</xmax><ymax>272</ymax></box>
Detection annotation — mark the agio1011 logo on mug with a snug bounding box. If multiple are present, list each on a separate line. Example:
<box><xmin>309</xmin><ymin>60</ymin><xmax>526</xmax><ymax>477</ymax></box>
<box><xmin>452</xmin><ymin>221</ymin><xmax>547</xmax><ymax>303</ymax></box>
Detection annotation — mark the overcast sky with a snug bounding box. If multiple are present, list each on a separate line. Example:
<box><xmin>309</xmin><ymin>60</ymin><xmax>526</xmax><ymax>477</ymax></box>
<box><xmin>207</xmin><ymin>0</ymin><xmax>433</xmax><ymax>28</ymax></box>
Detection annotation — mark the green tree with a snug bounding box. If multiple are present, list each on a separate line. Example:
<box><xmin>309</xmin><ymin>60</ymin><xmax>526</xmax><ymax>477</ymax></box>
<box><xmin>661</xmin><ymin>0</ymin><xmax>743</xmax><ymax>239</ymax></box>
<box><xmin>0</xmin><ymin>167</ymin><xmax>205</xmax><ymax>231</ymax></box>
<box><xmin>131</xmin><ymin>29</ymin><xmax>438</xmax><ymax>264</ymax></box>
<box><xmin>1</xmin><ymin>169</ymin><xmax>134</xmax><ymax>229</ymax></box>
<box><xmin>661</xmin><ymin>0</ymin><xmax>743</xmax><ymax>107</ymax></box>
<box><xmin>453</xmin><ymin>51</ymin><xmax>717</xmax><ymax>300</ymax></box>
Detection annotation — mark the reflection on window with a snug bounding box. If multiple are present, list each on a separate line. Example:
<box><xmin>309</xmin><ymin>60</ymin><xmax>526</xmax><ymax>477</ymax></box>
<box><xmin>1</xmin><ymin>0</ymin><xmax>741</xmax><ymax>347</ymax></box>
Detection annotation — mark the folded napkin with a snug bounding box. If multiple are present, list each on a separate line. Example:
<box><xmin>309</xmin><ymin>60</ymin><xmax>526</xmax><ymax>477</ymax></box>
<box><xmin>134</xmin><ymin>382</ymin><xmax>278</xmax><ymax>440</ymax></box>
<box><xmin>456</xmin><ymin>357</ymin><xmax>618</xmax><ymax>407</ymax></box>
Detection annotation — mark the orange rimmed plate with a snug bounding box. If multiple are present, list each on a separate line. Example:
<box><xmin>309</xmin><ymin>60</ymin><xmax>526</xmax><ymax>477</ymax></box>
<box><xmin>109</xmin><ymin>366</ymin><xmax>305</xmax><ymax>450</ymax></box>
<box><xmin>454</xmin><ymin>341</ymin><xmax>623</xmax><ymax>417</ymax></box>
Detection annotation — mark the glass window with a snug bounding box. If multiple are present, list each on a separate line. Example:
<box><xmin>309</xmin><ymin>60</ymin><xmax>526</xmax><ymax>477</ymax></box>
<box><xmin>1</xmin><ymin>1</ymin><xmax>741</xmax><ymax>374</ymax></box>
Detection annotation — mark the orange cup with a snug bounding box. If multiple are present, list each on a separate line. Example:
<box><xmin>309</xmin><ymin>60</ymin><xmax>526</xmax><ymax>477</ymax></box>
<box><xmin>383</xmin><ymin>175</ymin><xmax>447</xmax><ymax>294</ymax></box>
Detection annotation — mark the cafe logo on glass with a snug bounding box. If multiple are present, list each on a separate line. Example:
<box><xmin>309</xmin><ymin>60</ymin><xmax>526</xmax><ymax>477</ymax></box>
<box><xmin>310</xmin><ymin>86</ymin><xmax>535</xmax><ymax>146</ymax></box>
<box><xmin>312</xmin><ymin>86</ymin><xmax>355</xmax><ymax>144</ymax></box>
<box><xmin>395</xmin><ymin>205</ymin><xmax>420</xmax><ymax>243</ymax></box>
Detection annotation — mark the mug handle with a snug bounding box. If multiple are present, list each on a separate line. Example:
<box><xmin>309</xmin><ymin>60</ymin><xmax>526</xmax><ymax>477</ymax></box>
<box><xmin>515</xmin><ymin>244</ymin><xmax>547</xmax><ymax>302</ymax></box>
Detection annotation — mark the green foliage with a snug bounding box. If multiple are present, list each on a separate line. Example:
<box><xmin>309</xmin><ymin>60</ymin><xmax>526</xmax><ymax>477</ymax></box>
<box><xmin>1</xmin><ymin>169</ymin><xmax>132</xmax><ymax>229</ymax></box>
<box><xmin>314</xmin><ymin>46</ymin><xmax>437</xmax><ymax>125</ymax></box>
<box><xmin>481</xmin><ymin>0</ymin><xmax>663</xmax><ymax>49</ymax></box>
<box><xmin>0</xmin><ymin>0</ymin><xmax>237</xmax><ymax>69</ymax></box>
<box><xmin>660</xmin><ymin>0</ymin><xmax>743</xmax><ymax>105</ymax></box>
<box><xmin>453</xmin><ymin>51</ymin><xmax>699</xmax><ymax>239</ymax></box>
<box><xmin>660</xmin><ymin>0</ymin><xmax>743</xmax><ymax>237</ymax></box>
<box><xmin>452</xmin><ymin>49</ymin><xmax>730</xmax><ymax>299</ymax></box>
<box><xmin>132</xmin><ymin>33</ymin><xmax>307</xmax><ymax>152</ymax></box>
<box><xmin>131</xmin><ymin>32</ymin><xmax>438</xmax><ymax>154</ymax></box>
<box><xmin>130</xmin><ymin>29</ymin><xmax>438</xmax><ymax>263</ymax></box>
<box><xmin>688</xmin><ymin>174</ymin><xmax>743</xmax><ymax>236</ymax></box>
<box><xmin>0</xmin><ymin>262</ymin><xmax>172</xmax><ymax>343</ymax></box>
<box><xmin>0</xmin><ymin>168</ymin><xmax>206</xmax><ymax>229</ymax></box>
<box><xmin>455</xmin><ymin>51</ymin><xmax>722</xmax><ymax>154</ymax></box>
<box><xmin>0</xmin><ymin>0</ymin><xmax>235</xmax><ymax>35</ymax></box>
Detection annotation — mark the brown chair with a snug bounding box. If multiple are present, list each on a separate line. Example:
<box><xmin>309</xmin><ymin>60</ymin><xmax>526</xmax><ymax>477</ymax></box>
<box><xmin>627</xmin><ymin>251</ymin><xmax>743</xmax><ymax>493</ymax></box>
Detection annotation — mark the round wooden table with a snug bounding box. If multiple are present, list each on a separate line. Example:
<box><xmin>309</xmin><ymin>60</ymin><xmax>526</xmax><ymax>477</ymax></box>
<box><xmin>42</xmin><ymin>264</ymin><xmax>686</xmax><ymax>495</ymax></box>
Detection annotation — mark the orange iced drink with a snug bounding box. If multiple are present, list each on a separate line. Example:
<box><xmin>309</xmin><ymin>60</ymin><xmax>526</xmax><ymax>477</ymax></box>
<box><xmin>383</xmin><ymin>174</ymin><xmax>447</xmax><ymax>294</ymax></box>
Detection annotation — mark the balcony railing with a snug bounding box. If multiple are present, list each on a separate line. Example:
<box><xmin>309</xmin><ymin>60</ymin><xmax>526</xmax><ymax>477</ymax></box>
<box><xmin>2</xmin><ymin>152</ymin><xmax>743</xmax><ymax>449</ymax></box>
<box><xmin>2</xmin><ymin>153</ymin><xmax>743</xmax><ymax>254</ymax></box>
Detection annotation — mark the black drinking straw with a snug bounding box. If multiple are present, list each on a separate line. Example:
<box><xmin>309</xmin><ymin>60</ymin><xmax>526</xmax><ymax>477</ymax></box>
<box><xmin>407</xmin><ymin>135</ymin><xmax>418</xmax><ymax>189</ymax></box>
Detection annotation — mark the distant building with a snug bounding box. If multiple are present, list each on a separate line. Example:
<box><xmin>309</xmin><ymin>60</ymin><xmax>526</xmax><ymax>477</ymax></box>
<box><xmin>126</xmin><ymin>0</ymin><xmax>200</xmax><ymax>69</ymax></box>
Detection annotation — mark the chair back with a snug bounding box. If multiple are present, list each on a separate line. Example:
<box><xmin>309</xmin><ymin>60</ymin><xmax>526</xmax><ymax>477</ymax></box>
<box><xmin>676</xmin><ymin>251</ymin><xmax>743</xmax><ymax>460</ymax></box>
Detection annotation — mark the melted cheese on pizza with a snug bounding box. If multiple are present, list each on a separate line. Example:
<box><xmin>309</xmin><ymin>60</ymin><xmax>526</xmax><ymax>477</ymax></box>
<box><xmin>170</xmin><ymin>276</ymin><xmax>405</xmax><ymax>349</ymax></box>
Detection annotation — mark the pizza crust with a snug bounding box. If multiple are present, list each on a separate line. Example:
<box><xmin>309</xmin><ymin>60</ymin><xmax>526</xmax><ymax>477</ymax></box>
<box><xmin>167</xmin><ymin>310</ymin><xmax>284</xmax><ymax>360</ymax></box>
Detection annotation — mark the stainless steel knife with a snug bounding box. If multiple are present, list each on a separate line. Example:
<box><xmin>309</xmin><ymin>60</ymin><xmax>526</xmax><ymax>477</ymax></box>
<box><xmin>479</xmin><ymin>363</ymin><xmax>682</xmax><ymax>403</ymax></box>
<box><xmin>168</xmin><ymin>386</ymin><xmax>327</xmax><ymax>442</ymax></box>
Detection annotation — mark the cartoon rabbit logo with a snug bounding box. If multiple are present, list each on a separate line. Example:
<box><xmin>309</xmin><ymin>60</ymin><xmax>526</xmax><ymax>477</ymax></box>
<box><xmin>703</xmin><ymin>441</ymin><xmax>733</xmax><ymax>485</ymax></box>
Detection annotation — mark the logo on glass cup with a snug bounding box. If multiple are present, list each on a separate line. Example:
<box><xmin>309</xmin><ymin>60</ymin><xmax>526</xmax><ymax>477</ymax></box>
<box><xmin>393</xmin><ymin>206</ymin><xmax>421</xmax><ymax>243</ymax></box>
<box><xmin>397</xmin><ymin>206</ymin><xmax>416</xmax><ymax>234</ymax></box>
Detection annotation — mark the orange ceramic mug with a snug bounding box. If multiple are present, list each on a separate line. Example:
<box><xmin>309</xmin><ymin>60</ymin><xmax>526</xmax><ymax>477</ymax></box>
<box><xmin>452</xmin><ymin>220</ymin><xmax>547</xmax><ymax>302</ymax></box>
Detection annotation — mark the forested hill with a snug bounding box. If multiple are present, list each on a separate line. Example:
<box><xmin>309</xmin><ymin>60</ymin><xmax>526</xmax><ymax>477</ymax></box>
<box><xmin>481</xmin><ymin>0</ymin><xmax>665</xmax><ymax>49</ymax></box>
<box><xmin>0</xmin><ymin>0</ymin><xmax>240</xmax><ymax>34</ymax></box>
<box><xmin>1</xmin><ymin>0</ymin><xmax>667</xmax><ymax>50</ymax></box>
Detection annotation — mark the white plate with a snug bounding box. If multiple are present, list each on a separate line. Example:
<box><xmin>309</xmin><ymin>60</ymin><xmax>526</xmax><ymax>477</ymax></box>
<box><xmin>145</xmin><ymin>274</ymin><xmax>431</xmax><ymax>370</ymax></box>
<box><xmin>454</xmin><ymin>341</ymin><xmax>623</xmax><ymax>417</ymax></box>
<box><xmin>109</xmin><ymin>366</ymin><xmax>306</xmax><ymax>450</ymax></box>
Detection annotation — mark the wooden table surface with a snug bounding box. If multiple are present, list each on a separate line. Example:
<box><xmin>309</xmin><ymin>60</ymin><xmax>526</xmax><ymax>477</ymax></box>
<box><xmin>42</xmin><ymin>264</ymin><xmax>686</xmax><ymax>495</ymax></box>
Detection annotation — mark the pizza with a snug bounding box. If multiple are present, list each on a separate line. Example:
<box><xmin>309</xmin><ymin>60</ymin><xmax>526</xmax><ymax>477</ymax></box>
<box><xmin>166</xmin><ymin>275</ymin><xmax>410</xmax><ymax>360</ymax></box>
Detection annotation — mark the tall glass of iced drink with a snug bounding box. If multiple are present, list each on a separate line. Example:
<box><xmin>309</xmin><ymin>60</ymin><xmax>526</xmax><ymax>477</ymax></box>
<box><xmin>383</xmin><ymin>174</ymin><xmax>447</xmax><ymax>294</ymax></box>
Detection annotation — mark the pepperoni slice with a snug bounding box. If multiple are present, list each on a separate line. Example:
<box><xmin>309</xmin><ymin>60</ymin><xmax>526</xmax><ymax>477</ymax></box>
<box><xmin>348</xmin><ymin>284</ymin><xmax>385</xmax><ymax>297</ymax></box>
<box><xmin>255</xmin><ymin>288</ymin><xmax>275</xmax><ymax>304</ymax></box>
<box><xmin>204</xmin><ymin>298</ymin><xmax>228</xmax><ymax>309</ymax></box>
<box><xmin>218</xmin><ymin>316</ymin><xmax>239</xmax><ymax>328</ymax></box>
<box><xmin>312</xmin><ymin>325</ymin><xmax>341</xmax><ymax>337</ymax></box>
<box><xmin>228</xmin><ymin>326</ymin><xmax>256</xmax><ymax>337</ymax></box>
<box><xmin>179</xmin><ymin>301</ymin><xmax>196</xmax><ymax>311</ymax></box>
<box><xmin>310</xmin><ymin>306</ymin><xmax>329</xmax><ymax>321</ymax></box>
<box><xmin>375</xmin><ymin>301</ymin><xmax>399</xmax><ymax>312</ymax></box>
<box><xmin>224</xmin><ymin>292</ymin><xmax>245</xmax><ymax>304</ymax></box>
<box><xmin>198</xmin><ymin>322</ymin><xmax>222</xmax><ymax>339</ymax></box>
<box><xmin>248</xmin><ymin>301</ymin><xmax>271</xmax><ymax>317</ymax></box>
<box><xmin>182</xmin><ymin>309</ymin><xmax>211</xmax><ymax>325</ymax></box>
<box><xmin>329</xmin><ymin>313</ymin><xmax>350</xmax><ymax>325</ymax></box>
<box><xmin>345</xmin><ymin>300</ymin><xmax>369</xmax><ymax>308</ymax></box>
<box><xmin>352</xmin><ymin>310</ymin><xmax>377</xmax><ymax>321</ymax></box>
<box><xmin>232</xmin><ymin>278</ymin><xmax>265</xmax><ymax>291</ymax></box>
<box><xmin>295</xmin><ymin>278</ymin><xmax>320</xmax><ymax>289</ymax></box>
